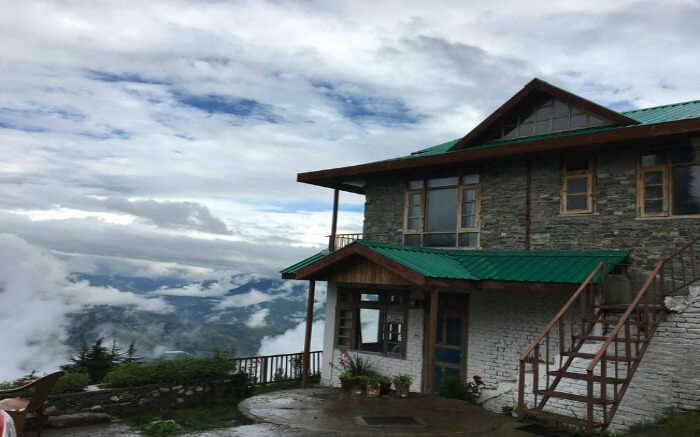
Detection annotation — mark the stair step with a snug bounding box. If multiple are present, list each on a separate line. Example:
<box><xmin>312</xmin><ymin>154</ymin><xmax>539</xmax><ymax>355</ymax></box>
<box><xmin>595</xmin><ymin>304</ymin><xmax>664</xmax><ymax>311</ymax></box>
<box><xmin>585</xmin><ymin>318</ymin><xmax>646</xmax><ymax>325</ymax></box>
<box><xmin>523</xmin><ymin>408</ymin><xmax>603</xmax><ymax>428</ymax></box>
<box><xmin>560</xmin><ymin>351</ymin><xmax>634</xmax><ymax>362</ymax></box>
<box><xmin>548</xmin><ymin>370</ymin><xmax>628</xmax><ymax>384</ymax></box>
<box><xmin>536</xmin><ymin>390</ymin><xmax>615</xmax><ymax>405</ymax></box>
<box><xmin>574</xmin><ymin>335</ymin><xmax>644</xmax><ymax>343</ymax></box>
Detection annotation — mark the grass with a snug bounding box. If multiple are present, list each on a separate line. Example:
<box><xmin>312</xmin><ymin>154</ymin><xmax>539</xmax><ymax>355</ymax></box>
<box><xmin>616</xmin><ymin>408</ymin><xmax>700</xmax><ymax>436</ymax></box>
<box><xmin>125</xmin><ymin>377</ymin><xmax>318</xmax><ymax>435</ymax></box>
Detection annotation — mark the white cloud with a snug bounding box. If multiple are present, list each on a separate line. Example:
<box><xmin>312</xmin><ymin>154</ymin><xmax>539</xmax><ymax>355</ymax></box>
<box><xmin>0</xmin><ymin>234</ymin><xmax>172</xmax><ymax>379</ymax></box>
<box><xmin>245</xmin><ymin>308</ymin><xmax>269</xmax><ymax>328</ymax></box>
<box><xmin>258</xmin><ymin>319</ymin><xmax>325</xmax><ymax>356</ymax></box>
<box><xmin>215</xmin><ymin>289</ymin><xmax>287</xmax><ymax>309</ymax></box>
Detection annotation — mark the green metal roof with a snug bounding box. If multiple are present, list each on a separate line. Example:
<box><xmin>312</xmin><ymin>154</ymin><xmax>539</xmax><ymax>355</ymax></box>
<box><xmin>387</xmin><ymin>100</ymin><xmax>700</xmax><ymax>162</ymax></box>
<box><xmin>281</xmin><ymin>240</ymin><xmax>629</xmax><ymax>284</ymax></box>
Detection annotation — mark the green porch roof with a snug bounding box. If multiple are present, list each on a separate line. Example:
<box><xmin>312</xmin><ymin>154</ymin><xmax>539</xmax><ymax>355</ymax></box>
<box><xmin>281</xmin><ymin>240</ymin><xmax>629</xmax><ymax>285</ymax></box>
<box><xmin>391</xmin><ymin>100</ymin><xmax>700</xmax><ymax>162</ymax></box>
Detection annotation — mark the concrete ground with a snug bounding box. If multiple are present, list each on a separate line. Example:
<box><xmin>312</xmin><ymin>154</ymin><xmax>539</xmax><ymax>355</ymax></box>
<box><xmin>45</xmin><ymin>388</ymin><xmax>535</xmax><ymax>436</ymax></box>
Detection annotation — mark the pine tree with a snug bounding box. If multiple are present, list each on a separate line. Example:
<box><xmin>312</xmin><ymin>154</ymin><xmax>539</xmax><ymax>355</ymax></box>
<box><xmin>84</xmin><ymin>338</ymin><xmax>114</xmax><ymax>383</ymax></box>
<box><xmin>62</xmin><ymin>341</ymin><xmax>89</xmax><ymax>373</ymax></box>
<box><xmin>123</xmin><ymin>340</ymin><xmax>143</xmax><ymax>364</ymax></box>
<box><xmin>110</xmin><ymin>339</ymin><xmax>123</xmax><ymax>365</ymax></box>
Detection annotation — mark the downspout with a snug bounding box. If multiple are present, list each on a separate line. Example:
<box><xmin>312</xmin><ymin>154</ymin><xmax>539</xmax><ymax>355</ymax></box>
<box><xmin>329</xmin><ymin>188</ymin><xmax>339</xmax><ymax>251</ymax></box>
<box><xmin>525</xmin><ymin>160</ymin><xmax>532</xmax><ymax>250</ymax></box>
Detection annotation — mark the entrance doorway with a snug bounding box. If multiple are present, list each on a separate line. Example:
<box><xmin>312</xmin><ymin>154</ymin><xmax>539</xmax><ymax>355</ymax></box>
<box><xmin>433</xmin><ymin>293</ymin><xmax>469</xmax><ymax>392</ymax></box>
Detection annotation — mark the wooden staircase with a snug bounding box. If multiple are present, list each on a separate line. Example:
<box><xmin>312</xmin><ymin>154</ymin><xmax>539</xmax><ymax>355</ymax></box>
<box><xmin>518</xmin><ymin>237</ymin><xmax>700</xmax><ymax>433</ymax></box>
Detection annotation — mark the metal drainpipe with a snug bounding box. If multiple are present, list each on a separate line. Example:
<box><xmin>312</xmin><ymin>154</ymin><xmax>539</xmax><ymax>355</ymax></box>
<box><xmin>525</xmin><ymin>160</ymin><xmax>532</xmax><ymax>250</ymax></box>
<box><xmin>329</xmin><ymin>188</ymin><xmax>339</xmax><ymax>251</ymax></box>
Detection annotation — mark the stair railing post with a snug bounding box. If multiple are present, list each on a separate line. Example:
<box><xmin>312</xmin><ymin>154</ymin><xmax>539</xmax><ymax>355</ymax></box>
<box><xmin>587</xmin><ymin>369</ymin><xmax>594</xmax><ymax>434</ymax></box>
<box><xmin>518</xmin><ymin>359</ymin><xmax>526</xmax><ymax>420</ymax></box>
<box><xmin>533</xmin><ymin>344</ymin><xmax>539</xmax><ymax>406</ymax></box>
<box><xmin>601</xmin><ymin>354</ymin><xmax>608</xmax><ymax>425</ymax></box>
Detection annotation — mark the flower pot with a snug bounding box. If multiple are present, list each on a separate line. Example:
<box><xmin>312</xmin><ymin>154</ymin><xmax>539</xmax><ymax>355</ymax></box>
<box><xmin>395</xmin><ymin>384</ymin><xmax>409</xmax><ymax>398</ymax></box>
<box><xmin>340</xmin><ymin>378</ymin><xmax>354</xmax><ymax>390</ymax></box>
<box><xmin>366</xmin><ymin>384</ymin><xmax>381</xmax><ymax>398</ymax></box>
<box><xmin>380</xmin><ymin>382</ymin><xmax>392</xmax><ymax>396</ymax></box>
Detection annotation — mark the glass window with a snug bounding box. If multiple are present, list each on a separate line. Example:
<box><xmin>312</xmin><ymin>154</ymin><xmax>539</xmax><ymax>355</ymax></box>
<box><xmin>462</xmin><ymin>174</ymin><xmax>479</xmax><ymax>184</ymax></box>
<box><xmin>426</xmin><ymin>176</ymin><xmax>459</xmax><ymax>188</ymax></box>
<box><xmin>561</xmin><ymin>159</ymin><xmax>593</xmax><ymax>214</ymax></box>
<box><xmin>425</xmin><ymin>188</ymin><xmax>457</xmax><ymax>232</ymax></box>
<box><xmin>641</xmin><ymin>153</ymin><xmax>666</xmax><ymax>168</ymax></box>
<box><xmin>459</xmin><ymin>232</ymin><xmax>478</xmax><ymax>248</ymax></box>
<box><xmin>336</xmin><ymin>289</ymin><xmax>408</xmax><ymax>357</ymax></box>
<box><xmin>424</xmin><ymin>233</ymin><xmax>456</xmax><ymax>247</ymax></box>
<box><xmin>671</xmin><ymin>166</ymin><xmax>700</xmax><ymax>215</ymax></box>
<box><xmin>404</xmin><ymin>234</ymin><xmax>421</xmax><ymax>246</ymax></box>
<box><xmin>408</xmin><ymin>180</ymin><xmax>424</xmax><ymax>189</ymax></box>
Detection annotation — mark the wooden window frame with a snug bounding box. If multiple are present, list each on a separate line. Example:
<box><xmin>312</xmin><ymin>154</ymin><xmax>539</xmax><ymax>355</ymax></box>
<box><xmin>334</xmin><ymin>289</ymin><xmax>409</xmax><ymax>359</ymax></box>
<box><xmin>402</xmin><ymin>178</ymin><xmax>481</xmax><ymax>248</ymax></box>
<box><xmin>637</xmin><ymin>145</ymin><xmax>700</xmax><ymax>218</ymax></box>
<box><xmin>560</xmin><ymin>159</ymin><xmax>595</xmax><ymax>215</ymax></box>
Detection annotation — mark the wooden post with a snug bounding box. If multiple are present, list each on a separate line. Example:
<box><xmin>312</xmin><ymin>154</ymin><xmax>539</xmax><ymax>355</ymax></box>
<box><xmin>301</xmin><ymin>280</ymin><xmax>316</xmax><ymax>388</ymax></box>
<box><xmin>329</xmin><ymin>188</ymin><xmax>339</xmax><ymax>251</ymax></box>
<box><xmin>425</xmin><ymin>288</ymin><xmax>439</xmax><ymax>394</ymax></box>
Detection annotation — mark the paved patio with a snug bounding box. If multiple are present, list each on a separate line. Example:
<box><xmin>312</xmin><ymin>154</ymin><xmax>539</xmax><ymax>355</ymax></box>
<box><xmin>45</xmin><ymin>388</ymin><xmax>537</xmax><ymax>436</ymax></box>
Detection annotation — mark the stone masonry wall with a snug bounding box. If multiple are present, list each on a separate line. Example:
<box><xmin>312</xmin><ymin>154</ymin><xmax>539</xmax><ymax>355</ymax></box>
<box><xmin>362</xmin><ymin>146</ymin><xmax>700</xmax><ymax>273</ymax></box>
<box><xmin>321</xmin><ymin>283</ymin><xmax>424</xmax><ymax>392</ymax></box>
<box><xmin>45</xmin><ymin>379</ymin><xmax>227</xmax><ymax>417</ymax></box>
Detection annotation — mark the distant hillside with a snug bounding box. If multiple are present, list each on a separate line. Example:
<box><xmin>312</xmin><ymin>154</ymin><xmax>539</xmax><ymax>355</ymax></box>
<box><xmin>66</xmin><ymin>273</ymin><xmax>321</xmax><ymax>358</ymax></box>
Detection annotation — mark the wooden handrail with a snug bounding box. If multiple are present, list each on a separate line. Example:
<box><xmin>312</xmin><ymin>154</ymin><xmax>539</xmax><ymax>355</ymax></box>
<box><xmin>587</xmin><ymin>260</ymin><xmax>662</xmax><ymax>372</ymax></box>
<box><xmin>520</xmin><ymin>262</ymin><xmax>605</xmax><ymax>361</ymax></box>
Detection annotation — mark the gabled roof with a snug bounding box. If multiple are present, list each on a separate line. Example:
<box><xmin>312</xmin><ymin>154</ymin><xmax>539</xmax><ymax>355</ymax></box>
<box><xmin>281</xmin><ymin>240</ymin><xmax>629</xmax><ymax>287</ymax></box>
<box><xmin>297</xmin><ymin>94</ymin><xmax>700</xmax><ymax>193</ymax></box>
<box><xmin>449</xmin><ymin>78</ymin><xmax>639</xmax><ymax>151</ymax></box>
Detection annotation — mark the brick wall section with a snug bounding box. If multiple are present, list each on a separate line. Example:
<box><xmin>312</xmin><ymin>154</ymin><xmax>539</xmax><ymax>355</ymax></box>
<box><xmin>321</xmin><ymin>283</ymin><xmax>424</xmax><ymax>392</ymax></box>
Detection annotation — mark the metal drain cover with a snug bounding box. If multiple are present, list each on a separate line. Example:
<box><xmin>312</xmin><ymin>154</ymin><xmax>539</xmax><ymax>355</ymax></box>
<box><xmin>358</xmin><ymin>416</ymin><xmax>424</xmax><ymax>427</ymax></box>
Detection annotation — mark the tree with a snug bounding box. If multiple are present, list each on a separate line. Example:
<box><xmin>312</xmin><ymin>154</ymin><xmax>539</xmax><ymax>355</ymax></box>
<box><xmin>123</xmin><ymin>340</ymin><xmax>143</xmax><ymax>364</ymax></box>
<box><xmin>109</xmin><ymin>339</ymin><xmax>123</xmax><ymax>365</ymax></box>
<box><xmin>84</xmin><ymin>338</ymin><xmax>114</xmax><ymax>383</ymax></box>
<box><xmin>62</xmin><ymin>341</ymin><xmax>89</xmax><ymax>373</ymax></box>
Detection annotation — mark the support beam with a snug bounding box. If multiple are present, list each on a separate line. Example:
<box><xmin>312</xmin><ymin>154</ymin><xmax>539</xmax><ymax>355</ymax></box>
<box><xmin>424</xmin><ymin>288</ymin><xmax>439</xmax><ymax>394</ymax></box>
<box><xmin>329</xmin><ymin>188</ymin><xmax>339</xmax><ymax>251</ymax></box>
<box><xmin>301</xmin><ymin>280</ymin><xmax>316</xmax><ymax>388</ymax></box>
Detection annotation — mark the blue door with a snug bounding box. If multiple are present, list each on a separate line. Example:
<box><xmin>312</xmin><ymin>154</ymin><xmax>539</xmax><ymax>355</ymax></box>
<box><xmin>433</xmin><ymin>294</ymin><xmax>468</xmax><ymax>392</ymax></box>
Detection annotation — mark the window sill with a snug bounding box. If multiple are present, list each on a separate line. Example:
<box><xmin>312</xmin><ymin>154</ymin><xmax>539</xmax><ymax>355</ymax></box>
<box><xmin>635</xmin><ymin>215</ymin><xmax>700</xmax><ymax>220</ymax></box>
<box><xmin>336</xmin><ymin>348</ymin><xmax>406</xmax><ymax>360</ymax></box>
<box><xmin>558</xmin><ymin>212</ymin><xmax>599</xmax><ymax>217</ymax></box>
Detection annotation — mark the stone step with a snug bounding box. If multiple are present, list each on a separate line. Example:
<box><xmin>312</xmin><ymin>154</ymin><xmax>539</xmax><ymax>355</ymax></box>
<box><xmin>536</xmin><ymin>390</ymin><xmax>615</xmax><ymax>405</ymax></box>
<box><xmin>573</xmin><ymin>335</ymin><xmax>644</xmax><ymax>343</ymax></box>
<box><xmin>47</xmin><ymin>413</ymin><xmax>113</xmax><ymax>428</ymax></box>
<box><xmin>595</xmin><ymin>304</ymin><xmax>664</xmax><ymax>311</ymax></box>
<box><xmin>560</xmin><ymin>351</ymin><xmax>635</xmax><ymax>362</ymax></box>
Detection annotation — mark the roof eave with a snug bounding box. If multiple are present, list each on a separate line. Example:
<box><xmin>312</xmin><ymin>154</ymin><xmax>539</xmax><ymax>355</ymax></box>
<box><xmin>297</xmin><ymin>117</ymin><xmax>700</xmax><ymax>191</ymax></box>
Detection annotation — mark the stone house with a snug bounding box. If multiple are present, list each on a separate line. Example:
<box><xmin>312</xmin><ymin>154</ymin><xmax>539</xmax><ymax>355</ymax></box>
<box><xmin>282</xmin><ymin>78</ymin><xmax>700</xmax><ymax>433</ymax></box>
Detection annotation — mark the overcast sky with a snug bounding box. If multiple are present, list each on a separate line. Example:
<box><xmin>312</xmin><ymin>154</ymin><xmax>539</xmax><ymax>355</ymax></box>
<box><xmin>1</xmin><ymin>0</ymin><xmax>700</xmax><ymax>277</ymax></box>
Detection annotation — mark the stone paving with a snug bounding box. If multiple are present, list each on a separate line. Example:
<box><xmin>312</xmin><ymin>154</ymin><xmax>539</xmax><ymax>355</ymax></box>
<box><xmin>45</xmin><ymin>388</ymin><xmax>535</xmax><ymax>436</ymax></box>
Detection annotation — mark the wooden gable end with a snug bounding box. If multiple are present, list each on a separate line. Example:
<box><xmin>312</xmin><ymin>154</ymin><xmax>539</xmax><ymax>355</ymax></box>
<box><xmin>450</xmin><ymin>78</ymin><xmax>639</xmax><ymax>151</ymax></box>
<box><xmin>325</xmin><ymin>255</ymin><xmax>413</xmax><ymax>285</ymax></box>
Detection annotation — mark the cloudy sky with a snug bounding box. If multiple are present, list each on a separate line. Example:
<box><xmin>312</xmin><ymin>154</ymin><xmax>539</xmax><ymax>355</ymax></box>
<box><xmin>1</xmin><ymin>0</ymin><xmax>699</xmax><ymax>277</ymax></box>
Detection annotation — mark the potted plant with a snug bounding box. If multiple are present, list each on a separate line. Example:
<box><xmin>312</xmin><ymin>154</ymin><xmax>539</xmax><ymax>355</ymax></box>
<box><xmin>392</xmin><ymin>374</ymin><xmax>413</xmax><ymax>398</ymax></box>
<box><xmin>378</xmin><ymin>375</ymin><xmax>392</xmax><ymax>395</ymax></box>
<box><xmin>338</xmin><ymin>371</ymin><xmax>354</xmax><ymax>390</ymax></box>
<box><xmin>366</xmin><ymin>376</ymin><xmax>381</xmax><ymax>398</ymax></box>
<box><xmin>354</xmin><ymin>375</ymin><xmax>369</xmax><ymax>395</ymax></box>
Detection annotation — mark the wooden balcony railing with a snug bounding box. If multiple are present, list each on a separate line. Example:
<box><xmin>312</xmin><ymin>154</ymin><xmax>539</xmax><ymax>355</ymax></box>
<box><xmin>327</xmin><ymin>233</ymin><xmax>362</xmax><ymax>252</ymax></box>
<box><xmin>231</xmin><ymin>351</ymin><xmax>322</xmax><ymax>385</ymax></box>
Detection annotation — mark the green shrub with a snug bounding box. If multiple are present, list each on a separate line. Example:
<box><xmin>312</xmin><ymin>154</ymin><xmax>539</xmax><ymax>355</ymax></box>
<box><xmin>438</xmin><ymin>375</ymin><xmax>484</xmax><ymax>404</ymax></box>
<box><xmin>52</xmin><ymin>372</ymin><xmax>90</xmax><ymax>394</ymax></box>
<box><xmin>142</xmin><ymin>418</ymin><xmax>181</xmax><ymax>436</ymax></box>
<box><xmin>104</xmin><ymin>356</ymin><xmax>237</xmax><ymax>388</ymax></box>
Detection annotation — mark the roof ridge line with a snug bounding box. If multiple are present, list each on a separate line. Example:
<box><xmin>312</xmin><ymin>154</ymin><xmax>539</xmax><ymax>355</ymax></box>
<box><xmin>622</xmin><ymin>99</ymin><xmax>700</xmax><ymax>114</ymax></box>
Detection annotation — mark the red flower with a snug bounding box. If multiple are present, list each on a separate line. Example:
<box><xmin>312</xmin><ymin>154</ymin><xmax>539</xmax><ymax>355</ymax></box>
<box><xmin>329</xmin><ymin>362</ymin><xmax>335</xmax><ymax>368</ymax></box>
<box><xmin>473</xmin><ymin>375</ymin><xmax>484</xmax><ymax>385</ymax></box>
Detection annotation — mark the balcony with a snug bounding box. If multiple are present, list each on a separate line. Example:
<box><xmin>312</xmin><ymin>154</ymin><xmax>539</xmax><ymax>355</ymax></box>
<box><xmin>327</xmin><ymin>233</ymin><xmax>362</xmax><ymax>252</ymax></box>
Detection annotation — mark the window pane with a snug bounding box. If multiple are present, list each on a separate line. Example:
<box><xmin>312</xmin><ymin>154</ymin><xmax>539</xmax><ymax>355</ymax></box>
<box><xmin>553</xmin><ymin>116</ymin><xmax>570</xmax><ymax>131</ymax></box>
<box><xmin>424</xmin><ymin>233</ymin><xmax>456</xmax><ymax>247</ymax></box>
<box><xmin>427</xmin><ymin>176</ymin><xmax>459</xmax><ymax>187</ymax></box>
<box><xmin>410</xmin><ymin>193</ymin><xmax>421</xmax><ymax>206</ymax></box>
<box><xmin>644</xmin><ymin>171</ymin><xmax>663</xmax><ymax>185</ymax></box>
<box><xmin>567</xmin><ymin>194</ymin><xmax>588</xmax><ymax>210</ymax></box>
<box><xmin>459</xmin><ymin>232</ymin><xmax>478</xmax><ymax>248</ymax></box>
<box><xmin>404</xmin><ymin>234</ymin><xmax>421</xmax><ymax>246</ymax></box>
<box><xmin>425</xmin><ymin>188</ymin><xmax>457</xmax><ymax>232</ymax></box>
<box><xmin>641</xmin><ymin>153</ymin><xmax>666</xmax><ymax>168</ymax></box>
<box><xmin>461</xmin><ymin>215</ymin><xmax>475</xmax><ymax>228</ymax></box>
<box><xmin>519</xmin><ymin>122</ymin><xmax>534</xmax><ymax>136</ymax></box>
<box><xmin>644</xmin><ymin>186</ymin><xmax>664</xmax><ymax>200</ymax></box>
<box><xmin>409</xmin><ymin>205</ymin><xmax>421</xmax><ymax>218</ymax></box>
<box><xmin>408</xmin><ymin>180</ymin><xmax>424</xmax><ymax>189</ymax></box>
<box><xmin>462</xmin><ymin>202</ymin><xmax>475</xmax><ymax>215</ymax></box>
<box><xmin>571</xmin><ymin>113</ymin><xmax>587</xmax><ymax>128</ymax></box>
<box><xmin>672</xmin><ymin>165</ymin><xmax>700</xmax><ymax>215</ymax></box>
<box><xmin>361</xmin><ymin>293</ymin><xmax>380</xmax><ymax>302</ymax></box>
<box><xmin>645</xmin><ymin>200</ymin><xmax>663</xmax><ymax>214</ymax></box>
<box><xmin>671</xmin><ymin>144</ymin><xmax>700</xmax><ymax>164</ymax></box>
<box><xmin>462</xmin><ymin>174</ymin><xmax>479</xmax><ymax>184</ymax></box>
<box><xmin>388</xmin><ymin>295</ymin><xmax>403</xmax><ymax>305</ymax></box>
<box><xmin>535</xmin><ymin>120</ymin><xmax>551</xmax><ymax>134</ymax></box>
<box><xmin>446</xmin><ymin>318</ymin><xmax>461</xmax><ymax>346</ymax></box>
<box><xmin>407</xmin><ymin>218</ymin><xmax>418</xmax><ymax>230</ymax></box>
<box><xmin>359</xmin><ymin>308</ymin><xmax>381</xmax><ymax>351</ymax></box>
<box><xmin>566</xmin><ymin>160</ymin><xmax>589</xmax><ymax>172</ymax></box>
<box><xmin>462</xmin><ymin>188</ymin><xmax>476</xmax><ymax>201</ymax></box>
<box><xmin>567</xmin><ymin>177</ymin><xmax>588</xmax><ymax>194</ymax></box>
<box><xmin>554</xmin><ymin>100</ymin><xmax>569</xmax><ymax>116</ymax></box>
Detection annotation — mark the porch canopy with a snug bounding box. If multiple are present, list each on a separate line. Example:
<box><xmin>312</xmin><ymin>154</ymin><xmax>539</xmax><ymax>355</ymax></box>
<box><xmin>281</xmin><ymin>240</ymin><xmax>629</xmax><ymax>291</ymax></box>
